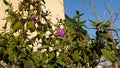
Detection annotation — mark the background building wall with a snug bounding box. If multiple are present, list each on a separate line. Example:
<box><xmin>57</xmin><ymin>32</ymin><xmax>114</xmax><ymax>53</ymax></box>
<box><xmin>0</xmin><ymin>0</ymin><xmax>65</xmax><ymax>30</ymax></box>
<box><xmin>45</xmin><ymin>0</ymin><xmax>65</xmax><ymax>23</ymax></box>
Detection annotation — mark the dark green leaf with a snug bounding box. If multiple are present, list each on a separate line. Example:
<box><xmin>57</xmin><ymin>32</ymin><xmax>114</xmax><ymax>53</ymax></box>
<box><xmin>3</xmin><ymin>0</ymin><xmax>10</xmax><ymax>6</ymax></box>
<box><xmin>42</xmin><ymin>0</ymin><xmax>46</xmax><ymax>4</ymax></box>
<box><xmin>96</xmin><ymin>23</ymin><xmax>102</xmax><ymax>27</ymax></box>
<box><xmin>76</xmin><ymin>10</ymin><xmax>80</xmax><ymax>15</ymax></box>
<box><xmin>78</xmin><ymin>20</ymin><xmax>86</xmax><ymax>26</ymax></box>
<box><xmin>2</xmin><ymin>22</ymin><xmax>7</xmax><ymax>29</ymax></box>
<box><xmin>23</xmin><ymin>59</ymin><xmax>29</xmax><ymax>68</ymax></box>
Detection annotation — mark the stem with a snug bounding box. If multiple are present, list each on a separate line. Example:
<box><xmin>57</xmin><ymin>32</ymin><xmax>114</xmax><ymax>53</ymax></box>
<box><xmin>114</xmin><ymin>62</ymin><xmax>119</xmax><ymax>68</ymax></box>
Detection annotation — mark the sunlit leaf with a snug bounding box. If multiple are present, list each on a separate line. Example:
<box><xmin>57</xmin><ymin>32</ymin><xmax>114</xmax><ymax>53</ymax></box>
<box><xmin>83</xmin><ymin>52</ymin><xmax>88</xmax><ymax>61</ymax></box>
<box><xmin>56</xmin><ymin>58</ymin><xmax>63</xmax><ymax>66</ymax></box>
<box><xmin>27</xmin><ymin>21</ymin><xmax>35</xmax><ymax>32</ymax></box>
<box><xmin>12</xmin><ymin>22</ymin><xmax>22</xmax><ymax>32</ymax></box>
<box><xmin>101</xmin><ymin>49</ymin><xmax>115</xmax><ymax>62</ymax></box>
<box><xmin>72</xmin><ymin>50</ymin><xmax>80</xmax><ymax>62</ymax></box>
<box><xmin>32</xmin><ymin>55</ymin><xmax>39</xmax><ymax>64</ymax></box>
<box><xmin>105</xmin><ymin>45</ymin><xmax>111</xmax><ymax>51</ymax></box>
<box><xmin>103</xmin><ymin>20</ymin><xmax>110</xmax><ymax>28</ymax></box>
<box><xmin>8</xmin><ymin>51</ymin><xmax>17</xmax><ymax>62</ymax></box>
<box><xmin>90</xmin><ymin>20</ymin><xmax>97</xmax><ymax>27</ymax></box>
<box><xmin>18</xmin><ymin>3</ymin><xmax>23</xmax><ymax>11</ymax></box>
<box><xmin>49</xmin><ymin>52</ymin><xmax>55</xmax><ymax>61</ymax></box>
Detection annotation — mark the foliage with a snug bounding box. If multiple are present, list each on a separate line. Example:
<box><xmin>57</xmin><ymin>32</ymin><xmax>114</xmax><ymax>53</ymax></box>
<box><xmin>0</xmin><ymin>0</ymin><xmax>120</xmax><ymax>68</ymax></box>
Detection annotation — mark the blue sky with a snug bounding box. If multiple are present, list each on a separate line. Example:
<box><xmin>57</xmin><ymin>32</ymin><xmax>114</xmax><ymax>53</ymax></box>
<box><xmin>64</xmin><ymin>0</ymin><xmax>120</xmax><ymax>38</ymax></box>
<box><xmin>64</xmin><ymin>0</ymin><xmax>120</xmax><ymax>65</ymax></box>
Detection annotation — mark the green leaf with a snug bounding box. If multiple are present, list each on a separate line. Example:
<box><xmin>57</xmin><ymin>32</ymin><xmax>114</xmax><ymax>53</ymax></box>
<box><xmin>105</xmin><ymin>45</ymin><xmax>111</xmax><ymax>51</ymax></box>
<box><xmin>42</xmin><ymin>54</ymin><xmax>47</xmax><ymax>62</ymax></box>
<box><xmin>68</xmin><ymin>37</ymin><xmax>73</xmax><ymax>42</ymax></box>
<box><xmin>99</xmin><ymin>32</ymin><xmax>109</xmax><ymax>39</ymax></box>
<box><xmin>29</xmin><ymin>9</ymin><xmax>34</xmax><ymax>14</ymax></box>
<box><xmin>76</xmin><ymin>10</ymin><xmax>80</xmax><ymax>15</ymax></box>
<box><xmin>32</xmin><ymin>55</ymin><xmax>39</xmax><ymax>64</ymax></box>
<box><xmin>2</xmin><ymin>22</ymin><xmax>7</xmax><ymax>29</ymax></box>
<box><xmin>18</xmin><ymin>3</ymin><xmax>23</xmax><ymax>11</ymax></box>
<box><xmin>46</xmin><ymin>64</ymin><xmax>54</xmax><ymax>68</ymax></box>
<box><xmin>20</xmin><ymin>19</ymin><xmax>26</xmax><ymax>25</ymax></box>
<box><xmin>61</xmin><ymin>53</ymin><xmax>72</xmax><ymax>64</ymax></box>
<box><xmin>90</xmin><ymin>20</ymin><xmax>97</xmax><ymax>27</ymax></box>
<box><xmin>78</xmin><ymin>20</ymin><xmax>86</xmax><ymax>26</ymax></box>
<box><xmin>76</xmin><ymin>10</ymin><xmax>83</xmax><ymax>16</ymax></box>
<box><xmin>96</xmin><ymin>22</ymin><xmax>102</xmax><ymax>27</ymax></box>
<box><xmin>57</xmin><ymin>36</ymin><xmax>64</xmax><ymax>40</ymax></box>
<box><xmin>19</xmin><ymin>52</ymin><xmax>26</xmax><ymax>59</ymax></box>
<box><xmin>42</xmin><ymin>0</ymin><xmax>46</xmax><ymax>4</ymax></box>
<box><xmin>56</xmin><ymin>58</ymin><xmax>63</xmax><ymax>66</ymax></box>
<box><xmin>61</xmin><ymin>53</ymin><xmax>68</xmax><ymax>61</ymax></box>
<box><xmin>27</xmin><ymin>21</ymin><xmax>35</xmax><ymax>32</ymax></box>
<box><xmin>83</xmin><ymin>52</ymin><xmax>88</xmax><ymax>61</ymax></box>
<box><xmin>77</xmin><ymin>62</ymin><xmax>82</xmax><ymax>67</ymax></box>
<box><xmin>12</xmin><ymin>22</ymin><xmax>22</xmax><ymax>32</ymax></box>
<box><xmin>22</xmin><ymin>59</ymin><xmax>29</xmax><ymax>68</ymax></box>
<box><xmin>65</xmin><ymin>14</ymin><xmax>78</xmax><ymax>29</ymax></box>
<box><xmin>8</xmin><ymin>51</ymin><xmax>17</xmax><ymax>62</ymax></box>
<box><xmin>101</xmin><ymin>49</ymin><xmax>115</xmax><ymax>62</ymax></box>
<box><xmin>49</xmin><ymin>52</ymin><xmax>55</xmax><ymax>61</ymax></box>
<box><xmin>103</xmin><ymin>20</ymin><xmax>110</xmax><ymax>28</ymax></box>
<box><xmin>3</xmin><ymin>0</ymin><xmax>10</xmax><ymax>6</ymax></box>
<box><xmin>72</xmin><ymin>50</ymin><xmax>80</xmax><ymax>62</ymax></box>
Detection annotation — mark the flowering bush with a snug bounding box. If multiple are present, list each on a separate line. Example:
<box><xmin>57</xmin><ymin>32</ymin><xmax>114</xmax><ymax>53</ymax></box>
<box><xmin>0</xmin><ymin>0</ymin><xmax>120</xmax><ymax>68</ymax></box>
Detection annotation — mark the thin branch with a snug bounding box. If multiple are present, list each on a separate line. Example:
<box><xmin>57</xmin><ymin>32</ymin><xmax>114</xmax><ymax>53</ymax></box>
<box><xmin>89</xmin><ymin>0</ymin><xmax>98</xmax><ymax>21</ymax></box>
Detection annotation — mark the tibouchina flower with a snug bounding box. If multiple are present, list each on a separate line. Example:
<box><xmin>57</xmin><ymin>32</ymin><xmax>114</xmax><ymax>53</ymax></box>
<box><xmin>31</xmin><ymin>15</ymin><xmax>36</xmax><ymax>22</ymax></box>
<box><xmin>56</xmin><ymin>28</ymin><xmax>64</xmax><ymax>36</ymax></box>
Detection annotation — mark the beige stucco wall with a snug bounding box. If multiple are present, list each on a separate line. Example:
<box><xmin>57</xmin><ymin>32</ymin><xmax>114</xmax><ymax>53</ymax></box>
<box><xmin>0</xmin><ymin>1</ymin><xmax>8</xmax><ymax>30</ymax></box>
<box><xmin>0</xmin><ymin>0</ymin><xmax>65</xmax><ymax>30</ymax></box>
<box><xmin>45</xmin><ymin>0</ymin><xmax>65</xmax><ymax>24</ymax></box>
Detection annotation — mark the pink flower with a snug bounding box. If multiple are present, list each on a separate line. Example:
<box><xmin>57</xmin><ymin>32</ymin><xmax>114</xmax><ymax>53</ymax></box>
<box><xmin>56</xmin><ymin>28</ymin><xmax>64</xmax><ymax>36</ymax></box>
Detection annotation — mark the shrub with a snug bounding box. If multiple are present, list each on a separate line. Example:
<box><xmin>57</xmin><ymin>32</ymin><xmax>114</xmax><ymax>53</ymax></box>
<box><xmin>0</xmin><ymin>0</ymin><xmax>119</xmax><ymax>68</ymax></box>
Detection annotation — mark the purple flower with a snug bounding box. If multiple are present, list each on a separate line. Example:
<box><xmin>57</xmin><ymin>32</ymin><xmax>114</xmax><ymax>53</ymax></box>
<box><xmin>31</xmin><ymin>15</ymin><xmax>36</xmax><ymax>22</ymax></box>
<box><xmin>56</xmin><ymin>28</ymin><xmax>64</xmax><ymax>36</ymax></box>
